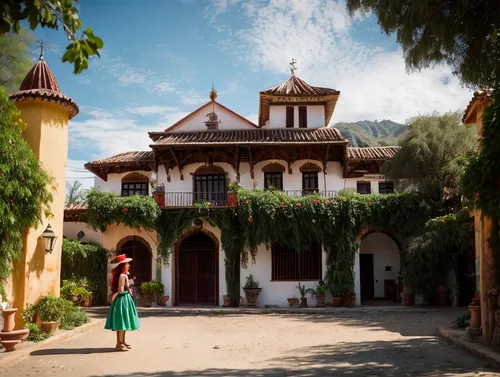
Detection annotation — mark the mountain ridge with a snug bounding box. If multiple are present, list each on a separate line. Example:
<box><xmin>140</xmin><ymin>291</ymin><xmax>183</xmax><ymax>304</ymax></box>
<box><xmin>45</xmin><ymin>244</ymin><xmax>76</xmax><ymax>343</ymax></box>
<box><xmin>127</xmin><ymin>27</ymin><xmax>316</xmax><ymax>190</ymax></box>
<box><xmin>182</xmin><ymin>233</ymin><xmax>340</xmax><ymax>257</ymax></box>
<box><xmin>333</xmin><ymin>119</ymin><xmax>406</xmax><ymax>147</ymax></box>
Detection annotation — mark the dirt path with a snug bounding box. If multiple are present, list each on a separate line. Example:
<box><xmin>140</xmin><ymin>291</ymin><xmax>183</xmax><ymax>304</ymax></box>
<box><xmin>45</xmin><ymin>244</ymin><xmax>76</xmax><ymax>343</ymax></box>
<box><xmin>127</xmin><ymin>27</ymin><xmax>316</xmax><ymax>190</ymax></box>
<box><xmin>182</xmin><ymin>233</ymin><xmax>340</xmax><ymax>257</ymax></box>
<box><xmin>1</xmin><ymin>310</ymin><xmax>498</xmax><ymax>376</ymax></box>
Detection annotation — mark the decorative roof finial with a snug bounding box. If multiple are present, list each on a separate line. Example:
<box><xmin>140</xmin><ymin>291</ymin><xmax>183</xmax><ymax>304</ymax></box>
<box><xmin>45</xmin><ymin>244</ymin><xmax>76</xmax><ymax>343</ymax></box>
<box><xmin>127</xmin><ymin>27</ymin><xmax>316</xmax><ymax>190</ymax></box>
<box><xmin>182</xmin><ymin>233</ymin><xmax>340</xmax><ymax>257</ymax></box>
<box><xmin>209</xmin><ymin>83</ymin><xmax>218</xmax><ymax>101</ymax></box>
<box><xmin>36</xmin><ymin>39</ymin><xmax>46</xmax><ymax>59</ymax></box>
<box><xmin>289</xmin><ymin>58</ymin><xmax>297</xmax><ymax>75</ymax></box>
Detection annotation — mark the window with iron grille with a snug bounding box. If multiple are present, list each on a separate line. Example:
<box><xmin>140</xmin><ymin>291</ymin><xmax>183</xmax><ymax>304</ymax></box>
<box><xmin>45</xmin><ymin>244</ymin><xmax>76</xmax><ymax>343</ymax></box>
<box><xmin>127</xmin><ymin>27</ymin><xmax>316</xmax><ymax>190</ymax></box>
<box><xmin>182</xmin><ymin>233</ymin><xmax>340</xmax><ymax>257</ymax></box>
<box><xmin>122</xmin><ymin>182</ymin><xmax>149</xmax><ymax>196</ymax></box>
<box><xmin>272</xmin><ymin>242</ymin><xmax>322</xmax><ymax>281</ymax></box>
<box><xmin>194</xmin><ymin>174</ymin><xmax>226</xmax><ymax>204</ymax></box>
<box><xmin>286</xmin><ymin>107</ymin><xmax>294</xmax><ymax>128</ymax></box>
<box><xmin>264</xmin><ymin>172</ymin><xmax>283</xmax><ymax>190</ymax></box>
<box><xmin>379</xmin><ymin>181</ymin><xmax>394</xmax><ymax>194</ymax></box>
<box><xmin>356</xmin><ymin>181</ymin><xmax>371</xmax><ymax>194</ymax></box>
<box><xmin>298</xmin><ymin>106</ymin><xmax>307</xmax><ymax>128</ymax></box>
<box><xmin>302</xmin><ymin>172</ymin><xmax>318</xmax><ymax>194</ymax></box>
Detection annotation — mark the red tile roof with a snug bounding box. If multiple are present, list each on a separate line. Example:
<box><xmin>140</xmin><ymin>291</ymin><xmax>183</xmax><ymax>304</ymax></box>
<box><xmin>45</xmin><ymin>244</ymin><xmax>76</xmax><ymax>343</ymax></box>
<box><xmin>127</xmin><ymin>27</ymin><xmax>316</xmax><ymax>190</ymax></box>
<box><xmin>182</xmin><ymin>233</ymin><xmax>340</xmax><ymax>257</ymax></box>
<box><xmin>261</xmin><ymin>74</ymin><xmax>340</xmax><ymax>96</ymax></box>
<box><xmin>348</xmin><ymin>147</ymin><xmax>400</xmax><ymax>160</ymax></box>
<box><xmin>9</xmin><ymin>56</ymin><xmax>79</xmax><ymax>119</ymax></box>
<box><xmin>462</xmin><ymin>89</ymin><xmax>494</xmax><ymax>124</ymax></box>
<box><xmin>85</xmin><ymin>151</ymin><xmax>154</xmax><ymax>166</ymax></box>
<box><xmin>84</xmin><ymin>151</ymin><xmax>154</xmax><ymax>181</ymax></box>
<box><xmin>150</xmin><ymin>127</ymin><xmax>347</xmax><ymax>146</ymax></box>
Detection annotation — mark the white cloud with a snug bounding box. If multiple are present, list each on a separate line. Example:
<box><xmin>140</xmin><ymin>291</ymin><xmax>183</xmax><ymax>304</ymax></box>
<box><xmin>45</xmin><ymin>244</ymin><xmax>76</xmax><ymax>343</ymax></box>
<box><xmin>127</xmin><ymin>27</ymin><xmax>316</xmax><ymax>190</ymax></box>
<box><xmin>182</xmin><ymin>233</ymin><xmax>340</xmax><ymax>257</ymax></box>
<box><xmin>180</xmin><ymin>90</ymin><xmax>207</xmax><ymax>106</ymax></box>
<box><xmin>128</xmin><ymin>105</ymin><xmax>179</xmax><ymax>116</ymax></box>
<box><xmin>154</xmin><ymin>82</ymin><xmax>176</xmax><ymax>92</ymax></box>
<box><xmin>245</xmin><ymin>113</ymin><xmax>258</xmax><ymax>125</ymax></box>
<box><xmin>233</xmin><ymin>0</ymin><xmax>471</xmax><ymax>124</ymax></box>
<box><xmin>66</xmin><ymin>159</ymin><xmax>96</xmax><ymax>192</ymax></box>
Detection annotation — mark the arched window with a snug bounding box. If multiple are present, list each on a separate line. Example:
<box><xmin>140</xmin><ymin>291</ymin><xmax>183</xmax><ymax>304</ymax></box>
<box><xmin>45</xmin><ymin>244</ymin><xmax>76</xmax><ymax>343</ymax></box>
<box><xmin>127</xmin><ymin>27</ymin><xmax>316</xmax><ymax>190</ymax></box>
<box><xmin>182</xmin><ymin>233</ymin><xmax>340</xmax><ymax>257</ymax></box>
<box><xmin>121</xmin><ymin>173</ymin><xmax>149</xmax><ymax>196</ymax></box>
<box><xmin>193</xmin><ymin>165</ymin><xmax>226</xmax><ymax>205</ymax></box>
<box><xmin>262</xmin><ymin>163</ymin><xmax>285</xmax><ymax>190</ymax></box>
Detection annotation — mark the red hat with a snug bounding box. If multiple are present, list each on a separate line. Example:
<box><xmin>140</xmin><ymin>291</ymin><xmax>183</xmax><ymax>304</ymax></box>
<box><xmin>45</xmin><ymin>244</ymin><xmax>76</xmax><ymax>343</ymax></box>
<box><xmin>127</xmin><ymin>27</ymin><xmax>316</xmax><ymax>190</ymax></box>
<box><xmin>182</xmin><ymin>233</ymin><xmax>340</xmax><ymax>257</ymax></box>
<box><xmin>110</xmin><ymin>254</ymin><xmax>132</xmax><ymax>269</ymax></box>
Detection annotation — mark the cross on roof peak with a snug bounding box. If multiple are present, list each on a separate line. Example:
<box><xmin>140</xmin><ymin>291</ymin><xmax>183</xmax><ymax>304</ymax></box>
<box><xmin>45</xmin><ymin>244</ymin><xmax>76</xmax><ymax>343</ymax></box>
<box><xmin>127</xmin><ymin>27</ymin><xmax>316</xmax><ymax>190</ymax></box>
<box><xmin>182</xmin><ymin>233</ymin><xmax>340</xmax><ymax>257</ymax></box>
<box><xmin>289</xmin><ymin>58</ymin><xmax>297</xmax><ymax>75</ymax></box>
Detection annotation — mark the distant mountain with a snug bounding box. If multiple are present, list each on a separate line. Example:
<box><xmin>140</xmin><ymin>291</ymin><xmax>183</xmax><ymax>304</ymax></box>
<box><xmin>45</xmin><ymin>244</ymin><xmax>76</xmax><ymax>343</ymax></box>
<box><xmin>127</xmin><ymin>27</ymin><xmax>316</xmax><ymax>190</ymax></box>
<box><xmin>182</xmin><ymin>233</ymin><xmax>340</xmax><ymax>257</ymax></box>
<box><xmin>333</xmin><ymin>120</ymin><xmax>407</xmax><ymax>147</ymax></box>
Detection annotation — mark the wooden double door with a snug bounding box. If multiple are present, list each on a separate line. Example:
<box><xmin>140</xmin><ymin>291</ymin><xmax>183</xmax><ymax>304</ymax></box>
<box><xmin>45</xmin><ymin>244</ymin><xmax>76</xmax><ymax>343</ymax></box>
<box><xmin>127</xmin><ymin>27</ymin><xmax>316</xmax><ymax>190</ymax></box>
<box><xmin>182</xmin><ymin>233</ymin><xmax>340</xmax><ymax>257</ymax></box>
<box><xmin>177</xmin><ymin>233</ymin><xmax>218</xmax><ymax>305</ymax></box>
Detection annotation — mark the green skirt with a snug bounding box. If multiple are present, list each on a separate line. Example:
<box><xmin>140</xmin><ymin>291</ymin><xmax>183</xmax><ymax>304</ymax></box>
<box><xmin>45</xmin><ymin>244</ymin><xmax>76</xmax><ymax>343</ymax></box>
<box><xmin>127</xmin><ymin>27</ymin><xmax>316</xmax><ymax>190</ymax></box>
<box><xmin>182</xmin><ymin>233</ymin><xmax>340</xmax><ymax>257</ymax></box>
<box><xmin>104</xmin><ymin>291</ymin><xmax>139</xmax><ymax>331</ymax></box>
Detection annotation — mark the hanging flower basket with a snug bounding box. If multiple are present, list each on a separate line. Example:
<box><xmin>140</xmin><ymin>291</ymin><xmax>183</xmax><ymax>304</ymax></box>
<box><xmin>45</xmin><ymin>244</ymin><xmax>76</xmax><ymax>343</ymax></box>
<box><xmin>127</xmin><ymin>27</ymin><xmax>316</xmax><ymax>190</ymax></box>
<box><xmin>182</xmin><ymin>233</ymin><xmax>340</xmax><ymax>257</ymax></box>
<box><xmin>227</xmin><ymin>191</ymin><xmax>237</xmax><ymax>208</ymax></box>
<box><xmin>152</xmin><ymin>192</ymin><xmax>165</xmax><ymax>208</ymax></box>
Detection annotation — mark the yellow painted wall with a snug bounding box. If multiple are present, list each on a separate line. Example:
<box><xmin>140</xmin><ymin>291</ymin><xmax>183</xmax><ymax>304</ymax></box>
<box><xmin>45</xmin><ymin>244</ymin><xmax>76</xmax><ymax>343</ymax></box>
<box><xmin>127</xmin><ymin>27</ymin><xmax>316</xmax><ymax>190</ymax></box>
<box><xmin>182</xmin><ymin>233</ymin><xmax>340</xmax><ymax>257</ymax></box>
<box><xmin>9</xmin><ymin>99</ymin><xmax>69</xmax><ymax>327</ymax></box>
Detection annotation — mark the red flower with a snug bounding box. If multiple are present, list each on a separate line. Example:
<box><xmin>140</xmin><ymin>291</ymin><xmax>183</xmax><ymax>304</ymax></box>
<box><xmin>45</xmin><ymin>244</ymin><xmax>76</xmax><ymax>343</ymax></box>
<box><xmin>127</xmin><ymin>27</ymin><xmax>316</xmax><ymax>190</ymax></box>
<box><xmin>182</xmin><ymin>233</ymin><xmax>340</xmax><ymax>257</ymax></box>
<box><xmin>369</xmin><ymin>201</ymin><xmax>373</xmax><ymax>206</ymax></box>
<box><xmin>281</xmin><ymin>202</ymin><xmax>286</xmax><ymax>208</ymax></box>
<box><xmin>123</xmin><ymin>208</ymin><xmax>129</xmax><ymax>212</ymax></box>
<box><xmin>248</xmin><ymin>217</ymin><xmax>253</xmax><ymax>222</ymax></box>
<box><xmin>245</xmin><ymin>200</ymin><xmax>249</xmax><ymax>204</ymax></box>
<box><xmin>296</xmin><ymin>203</ymin><xmax>301</xmax><ymax>207</ymax></box>
<box><xmin>133</xmin><ymin>276</ymin><xmax>137</xmax><ymax>280</ymax></box>
<box><xmin>343</xmin><ymin>198</ymin><xmax>347</xmax><ymax>202</ymax></box>
<box><xmin>325</xmin><ymin>200</ymin><xmax>329</xmax><ymax>205</ymax></box>
<box><xmin>313</xmin><ymin>199</ymin><xmax>319</xmax><ymax>204</ymax></box>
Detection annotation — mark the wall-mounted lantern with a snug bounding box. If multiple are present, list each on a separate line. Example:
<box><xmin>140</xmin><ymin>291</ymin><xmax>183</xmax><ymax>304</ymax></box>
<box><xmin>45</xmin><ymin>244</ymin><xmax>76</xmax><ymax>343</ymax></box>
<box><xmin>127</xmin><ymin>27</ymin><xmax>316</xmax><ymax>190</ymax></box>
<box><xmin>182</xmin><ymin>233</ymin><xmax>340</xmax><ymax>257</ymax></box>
<box><xmin>41</xmin><ymin>224</ymin><xmax>58</xmax><ymax>253</ymax></box>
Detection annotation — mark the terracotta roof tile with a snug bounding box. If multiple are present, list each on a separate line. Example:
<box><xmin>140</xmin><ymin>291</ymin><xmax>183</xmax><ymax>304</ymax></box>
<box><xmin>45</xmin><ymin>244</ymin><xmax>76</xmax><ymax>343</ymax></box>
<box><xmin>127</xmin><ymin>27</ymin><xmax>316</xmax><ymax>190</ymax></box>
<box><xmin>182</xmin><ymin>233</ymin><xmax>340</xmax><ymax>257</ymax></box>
<box><xmin>85</xmin><ymin>151</ymin><xmax>154</xmax><ymax>166</ymax></box>
<box><xmin>348</xmin><ymin>146</ymin><xmax>400</xmax><ymax>160</ymax></box>
<box><xmin>150</xmin><ymin>128</ymin><xmax>347</xmax><ymax>146</ymax></box>
<box><xmin>65</xmin><ymin>203</ymin><xmax>88</xmax><ymax>211</ymax></box>
<box><xmin>9</xmin><ymin>56</ymin><xmax>79</xmax><ymax>119</ymax></box>
<box><xmin>462</xmin><ymin>89</ymin><xmax>494</xmax><ymax>124</ymax></box>
<box><xmin>261</xmin><ymin>74</ymin><xmax>339</xmax><ymax>96</ymax></box>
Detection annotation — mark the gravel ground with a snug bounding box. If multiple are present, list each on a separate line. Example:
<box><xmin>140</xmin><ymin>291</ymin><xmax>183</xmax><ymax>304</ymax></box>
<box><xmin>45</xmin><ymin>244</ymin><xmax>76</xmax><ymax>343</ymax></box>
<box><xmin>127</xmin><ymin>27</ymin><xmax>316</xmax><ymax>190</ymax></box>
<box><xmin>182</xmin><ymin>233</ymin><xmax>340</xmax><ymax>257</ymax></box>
<box><xmin>1</xmin><ymin>309</ymin><xmax>499</xmax><ymax>377</ymax></box>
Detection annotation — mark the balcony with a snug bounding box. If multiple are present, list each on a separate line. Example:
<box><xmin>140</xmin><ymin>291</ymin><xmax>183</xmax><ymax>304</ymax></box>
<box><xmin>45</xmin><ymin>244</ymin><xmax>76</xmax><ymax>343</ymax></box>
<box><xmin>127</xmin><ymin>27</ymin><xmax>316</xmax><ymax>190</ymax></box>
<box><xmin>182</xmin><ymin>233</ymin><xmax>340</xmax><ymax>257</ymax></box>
<box><xmin>152</xmin><ymin>190</ymin><xmax>338</xmax><ymax>209</ymax></box>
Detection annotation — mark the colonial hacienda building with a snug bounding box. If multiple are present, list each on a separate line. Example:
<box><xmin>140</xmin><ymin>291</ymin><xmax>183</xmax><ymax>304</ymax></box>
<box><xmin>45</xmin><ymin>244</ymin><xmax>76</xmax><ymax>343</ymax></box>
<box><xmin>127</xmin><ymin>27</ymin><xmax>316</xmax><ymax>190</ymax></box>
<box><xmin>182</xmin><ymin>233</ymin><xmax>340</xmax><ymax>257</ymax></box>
<box><xmin>64</xmin><ymin>68</ymin><xmax>404</xmax><ymax>307</ymax></box>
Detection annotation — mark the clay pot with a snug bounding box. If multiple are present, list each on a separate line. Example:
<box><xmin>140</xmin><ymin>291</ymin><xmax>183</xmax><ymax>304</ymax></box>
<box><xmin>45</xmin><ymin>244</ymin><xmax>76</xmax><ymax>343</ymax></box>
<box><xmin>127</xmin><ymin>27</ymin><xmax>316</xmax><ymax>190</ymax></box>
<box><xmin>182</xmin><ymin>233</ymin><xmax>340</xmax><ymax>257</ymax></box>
<box><xmin>81</xmin><ymin>297</ymin><xmax>91</xmax><ymax>307</ymax></box>
<box><xmin>223</xmin><ymin>295</ymin><xmax>232</xmax><ymax>307</ymax></box>
<box><xmin>316</xmin><ymin>294</ymin><xmax>326</xmax><ymax>308</ymax></box>
<box><xmin>332</xmin><ymin>297</ymin><xmax>342</xmax><ymax>307</ymax></box>
<box><xmin>299</xmin><ymin>297</ymin><xmax>308</xmax><ymax>308</ymax></box>
<box><xmin>287</xmin><ymin>298</ymin><xmax>299</xmax><ymax>307</ymax></box>
<box><xmin>469</xmin><ymin>303</ymin><xmax>481</xmax><ymax>329</ymax></box>
<box><xmin>0</xmin><ymin>340</ymin><xmax>21</xmax><ymax>352</ymax></box>
<box><xmin>403</xmin><ymin>292</ymin><xmax>415</xmax><ymax>306</ymax></box>
<box><xmin>158</xmin><ymin>295</ymin><xmax>170</xmax><ymax>306</ymax></box>
<box><xmin>243</xmin><ymin>288</ymin><xmax>262</xmax><ymax>307</ymax></box>
<box><xmin>1</xmin><ymin>308</ymin><xmax>17</xmax><ymax>332</ymax></box>
<box><xmin>0</xmin><ymin>328</ymin><xmax>30</xmax><ymax>341</ymax></box>
<box><xmin>344</xmin><ymin>293</ymin><xmax>356</xmax><ymax>307</ymax></box>
<box><xmin>41</xmin><ymin>321</ymin><xmax>60</xmax><ymax>335</ymax></box>
<box><xmin>143</xmin><ymin>295</ymin><xmax>153</xmax><ymax>308</ymax></box>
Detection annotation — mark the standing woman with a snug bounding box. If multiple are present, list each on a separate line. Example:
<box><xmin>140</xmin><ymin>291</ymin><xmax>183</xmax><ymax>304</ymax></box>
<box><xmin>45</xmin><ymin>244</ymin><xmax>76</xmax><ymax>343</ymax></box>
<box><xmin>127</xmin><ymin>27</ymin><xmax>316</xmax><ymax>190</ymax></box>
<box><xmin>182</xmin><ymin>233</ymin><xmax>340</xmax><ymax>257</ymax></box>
<box><xmin>105</xmin><ymin>254</ymin><xmax>140</xmax><ymax>351</ymax></box>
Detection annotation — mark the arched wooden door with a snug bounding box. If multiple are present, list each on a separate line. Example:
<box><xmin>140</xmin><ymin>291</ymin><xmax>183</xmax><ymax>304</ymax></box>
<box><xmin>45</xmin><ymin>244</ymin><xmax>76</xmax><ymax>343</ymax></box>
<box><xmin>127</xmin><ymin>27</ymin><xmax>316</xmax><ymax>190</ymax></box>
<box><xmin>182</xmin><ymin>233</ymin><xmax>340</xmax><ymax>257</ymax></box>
<box><xmin>118</xmin><ymin>238</ymin><xmax>152</xmax><ymax>285</ymax></box>
<box><xmin>177</xmin><ymin>232</ymin><xmax>218</xmax><ymax>305</ymax></box>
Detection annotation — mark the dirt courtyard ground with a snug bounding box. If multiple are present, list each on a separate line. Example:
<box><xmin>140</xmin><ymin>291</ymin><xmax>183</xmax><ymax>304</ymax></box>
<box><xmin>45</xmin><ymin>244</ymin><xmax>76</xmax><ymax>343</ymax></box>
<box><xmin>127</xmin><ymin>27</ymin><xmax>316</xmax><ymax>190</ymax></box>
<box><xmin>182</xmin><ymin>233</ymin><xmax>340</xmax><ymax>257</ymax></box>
<box><xmin>1</xmin><ymin>308</ymin><xmax>499</xmax><ymax>376</ymax></box>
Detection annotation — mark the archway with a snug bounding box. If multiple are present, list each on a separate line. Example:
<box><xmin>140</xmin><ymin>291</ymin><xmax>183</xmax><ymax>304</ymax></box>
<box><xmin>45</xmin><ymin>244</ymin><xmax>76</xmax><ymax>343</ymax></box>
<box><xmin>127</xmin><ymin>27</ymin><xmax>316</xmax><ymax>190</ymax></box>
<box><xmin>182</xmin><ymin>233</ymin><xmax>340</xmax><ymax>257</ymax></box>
<box><xmin>116</xmin><ymin>236</ymin><xmax>152</xmax><ymax>285</ymax></box>
<box><xmin>359</xmin><ymin>232</ymin><xmax>400</xmax><ymax>302</ymax></box>
<box><xmin>175</xmin><ymin>230</ymin><xmax>219</xmax><ymax>306</ymax></box>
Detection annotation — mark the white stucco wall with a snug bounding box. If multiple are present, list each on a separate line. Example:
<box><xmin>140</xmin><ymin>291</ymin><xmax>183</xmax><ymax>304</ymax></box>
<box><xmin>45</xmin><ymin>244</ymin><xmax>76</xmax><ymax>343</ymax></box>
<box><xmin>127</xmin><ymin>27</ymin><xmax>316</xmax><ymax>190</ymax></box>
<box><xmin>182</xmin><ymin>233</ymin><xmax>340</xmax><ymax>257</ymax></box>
<box><xmin>268</xmin><ymin>105</ymin><xmax>325</xmax><ymax>129</ymax></box>
<box><xmin>94</xmin><ymin>170</ymin><xmax>154</xmax><ymax>196</ymax></box>
<box><xmin>63</xmin><ymin>222</ymin><xmax>102</xmax><ymax>244</ymax></box>
<box><xmin>240</xmin><ymin>244</ymin><xmax>328</xmax><ymax>307</ymax></box>
<box><xmin>167</xmin><ymin>102</ymin><xmax>256</xmax><ymax>132</ymax></box>
<box><xmin>159</xmin><ymin>221</ymin><xmax>226</xmax><ymax>307</ymax></box>
<box><xmin>359</xmin><ymin>232</ymin><xmax>400</xmax><ymax>299</ymax></box>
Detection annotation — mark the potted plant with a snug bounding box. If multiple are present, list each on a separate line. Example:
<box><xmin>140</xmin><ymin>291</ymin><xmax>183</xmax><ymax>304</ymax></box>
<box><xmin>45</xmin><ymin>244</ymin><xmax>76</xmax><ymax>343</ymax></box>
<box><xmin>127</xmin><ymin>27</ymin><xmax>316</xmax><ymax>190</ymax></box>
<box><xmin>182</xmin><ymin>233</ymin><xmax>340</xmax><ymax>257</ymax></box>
<box><xmin>343</xmin><ymin>292</ymin><xmax>356</xmax><ymax>307</ymax></box>
<box><xmin>403</xmin><ymin>286</ymin><xmax>415</xmax><ymax>306</ymax></box>
<box><xmin>153</xmin><ymin>280</ymin><xmax>169</xmax><ymax>306</ymax></box>
<box><xmin>287</xmin><ymin>297</ymin><xmax>299</xmax><ymax>307</ymax></box>
<box><xmin>223</xmin><ymin>288</ymin><xmax>232</xmax><ymax>307</ymax></box>
<box><xmin>330</xmin><ymin>285</ymin><xmax>344</xmax><ymax>307</ymax></box>
<box><xmin>227</xmin><ymin>182</ymin><xmax>239</xmax><ymax>208</ymax></box>
<box><xmin>437</xmin><ymin>284</ymin><xmax>449</xmax><ymax>306</ymax></box>
<box><xmin>242</xmin><ymin>274</ymin><xmax>261</xmax><ymax>307</ymax></box>
<box><xmin>308</xmin><ymin>281</ymin><xmax>327</xmax><ymax>308</ymax></box>
<box><xmin>35</xmin><ymin>296</ymin><xmax>72</xmax><ymax>334</ymax></box>
<box><xmin>140</xmin><ymin>281</ymin><xmax>156</xmax><ymax>307</ymax></box>
<box><xmin>297</xmin><ymin>282</ymin><xmax>308</xmax><ymax>308</ymax></box>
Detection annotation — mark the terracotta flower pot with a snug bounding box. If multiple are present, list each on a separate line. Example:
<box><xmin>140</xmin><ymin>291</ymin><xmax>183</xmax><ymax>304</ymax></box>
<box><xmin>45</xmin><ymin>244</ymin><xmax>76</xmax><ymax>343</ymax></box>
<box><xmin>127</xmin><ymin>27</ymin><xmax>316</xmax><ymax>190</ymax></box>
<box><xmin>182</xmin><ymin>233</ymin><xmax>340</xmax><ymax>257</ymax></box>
<box><xmin>344</xmin><ymin>294</ymin><xmax>356</xmax><ymax>307</ymax></box>
<box><xmin>0</xmin><ymin>339</ymin><xmax>22</xmax><ymax>352</ymax></box>
<box><xmin>1</xmin><ymin>308</ymin><xmax>17</xmax><ymax>332</ymax></box>
<box><xmin>143</xmin><ymin>295</ymin><xmax>153</xmax><ymax>308</ymax></box>
<box><xmin>316</xmin><ymin>294</ymin><xmax>326</xmax><ymax>308</ymax></box>
<box><xmin>287</xmin><ymin>298</ymin><xmax>299</xmax><ymax>307</ymax></box>
<box><xmin>403</xmin><ymin>292</ymin><xmax>415</xmax><ymax>306</ymax></box>
<box><xmin>299</xmin><ymin>297</ymin><xmax>308</xmax><ymax>308</ymax></box>
<box><xmin>158</xmin><ymin>295</ymin><xmax>170</xmax><ymax>306</ymax></box>
<box><xmin>81</xmin><ymin>297</ymin><xmax>91</xmax><ymax>307</ymax></box>
<box><xmin>41</xmin><ymin>321</ymin><xmax>60</xmax><ymax>335</ymax></box>
<box><xmin>332</xmin><ymin>297</ymin><xmax>342</xmax><ymax>307</ymax></box>
<box><xmin>469</xmin><ymin>303</ymin><xmax>481</xmax><ymax>329</ymax></box>
<box><xmin>243</xmin><ymin>288</ymin><xmax>262</xmax><ymax>307</ymax></box>
<box><xmin>0</xmin><ymin>328</ymin><xmax>30</xmax><ymax>341</ymax></box>
<box><xmin>223</xmin><ymin>295</ymin><xmax>232</xmax><ymax>307</ymax></box>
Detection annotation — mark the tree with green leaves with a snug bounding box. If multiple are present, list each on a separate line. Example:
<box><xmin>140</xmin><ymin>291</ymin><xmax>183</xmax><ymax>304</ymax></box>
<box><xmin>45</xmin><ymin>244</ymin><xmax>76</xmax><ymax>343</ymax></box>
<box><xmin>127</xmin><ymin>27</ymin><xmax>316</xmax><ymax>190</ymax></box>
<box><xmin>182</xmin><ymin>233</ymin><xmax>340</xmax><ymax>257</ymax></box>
<box><xmin>0</xmin><ymin>28</ymin><xmax>34</xmax><ymax>93</ymax></box>
<box><xmin>346</xmin><ymin>0</ymin><xmax>500</xmax><ymax>88</ymax></box>
<box><xmin>0</xmin><ymin>88</ymin><xmax>52</xmax><ymax>281</ymax></box>
<box><xmin>382</xmin><ymin>112</ymin><xmax>477</xmax><ymax>210</ymax></box>
<box><xmin>0</xmin><ymin>0</ymin><xmax>103</xmax><ymax>74</ymax></box>
<box><xmin>66</xmin><ymin>180</ymin><xmax>83</xmax><ymax>205</ymax></box>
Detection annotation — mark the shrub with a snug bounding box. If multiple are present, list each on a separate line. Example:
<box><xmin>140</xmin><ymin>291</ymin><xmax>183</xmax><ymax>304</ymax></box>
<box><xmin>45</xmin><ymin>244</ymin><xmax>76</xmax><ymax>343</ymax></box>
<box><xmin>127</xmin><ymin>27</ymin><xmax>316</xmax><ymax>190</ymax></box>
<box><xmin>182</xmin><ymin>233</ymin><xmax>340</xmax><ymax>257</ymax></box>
<box><xmin>23</xmin><ymin>295</ymin><xmax>74</xmax><ymax>323</ymax></box>
<box><xmin>24</xmin><ymin>323</ymin><xmax>49</xmax><ymax>342</ymax></box>
<box><xmin>61</xmin><ymin>277</ymin><xmax>92</xmax><ymax>304</ymax></box>
<box><xmin>61</xmin><ymin>307</ymin><xmax>89</xmax><ymax>330</ymax></box>
<box><xmin>243</xmin><ymin>274</ymin><xmax>259</xmax><ymax>289</ymax></box>
<box><xmin>140</xmin><ymin>280</ymin><xmax>164</xmax><ymax>297</ymax></box>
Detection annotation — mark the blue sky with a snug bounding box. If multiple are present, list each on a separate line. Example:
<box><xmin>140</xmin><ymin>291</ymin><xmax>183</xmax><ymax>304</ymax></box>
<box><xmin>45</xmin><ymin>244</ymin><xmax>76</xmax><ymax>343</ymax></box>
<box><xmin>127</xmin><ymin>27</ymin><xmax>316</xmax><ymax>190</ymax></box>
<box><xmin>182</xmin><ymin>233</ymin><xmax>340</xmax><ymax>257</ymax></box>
<box><xmin>27</xmin><ymin>0</ymin><xmax>474</xmax><ymax>188</ymax></box>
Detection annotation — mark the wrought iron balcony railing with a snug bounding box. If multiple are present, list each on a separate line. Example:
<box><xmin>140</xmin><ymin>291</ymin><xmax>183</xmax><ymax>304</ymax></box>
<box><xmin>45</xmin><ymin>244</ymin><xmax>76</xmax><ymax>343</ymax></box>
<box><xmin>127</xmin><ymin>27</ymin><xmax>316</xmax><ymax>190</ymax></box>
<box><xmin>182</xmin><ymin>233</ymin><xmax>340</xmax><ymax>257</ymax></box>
<box><xmin>152</xmin><ymin>190</ymin><xmax>338</xmax><ymax>209</ymax></box>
